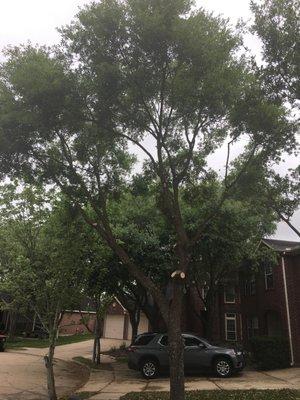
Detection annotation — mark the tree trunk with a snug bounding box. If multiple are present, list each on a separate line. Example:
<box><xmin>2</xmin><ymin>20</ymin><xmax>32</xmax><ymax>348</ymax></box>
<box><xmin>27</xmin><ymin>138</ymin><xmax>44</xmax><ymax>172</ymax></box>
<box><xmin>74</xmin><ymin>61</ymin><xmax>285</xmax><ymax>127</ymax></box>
<box><xmin>93</xmin><ymin>314</ymin><xmax>101</xmax><ymax>365</ymax></box>
<box><xmin>168</xmin><ymin>281</ymin><xmax>185</xmax><ymax>400</ymax></box>
<box><xmin>142</xmin><ymin>303</ymin><xmax>166</xmax><ymax>332</ymax></box>
<box><xmin>129</xmin><ymin>306</ymin><xmax>140</xmax><ymax>344</ymax></box>
<box><xmin>44</xmin><ymin>333</ymin><xmax>57</xmax><ymax>400</ymax></box>
<box><xmin>32</xmin><ymin>312</ymin><xmax>37</xmax><ymax>332</ymax></box>
<box><xmin>93</xmin><ymin>334</ymin><xmax>101</xmax><ymax>364</ymax></box>
<box><xmin>8</xmin><ymin>311</ymin><xmax>16</xmax><ymax>339</ymax></box>
<box><xmin>201</xmin><ymin>290</ymin><xmax>217</xmax><ymax>341</ymax></box>
<box><xmin>96</xmin><ymin>335</ymin><xmax>101</xmax><ymax>364</ymax></box>
<box><xmin>92</xmin><ymin>335</ymin><xmax>97</xmax><ymax>363</ymax></box>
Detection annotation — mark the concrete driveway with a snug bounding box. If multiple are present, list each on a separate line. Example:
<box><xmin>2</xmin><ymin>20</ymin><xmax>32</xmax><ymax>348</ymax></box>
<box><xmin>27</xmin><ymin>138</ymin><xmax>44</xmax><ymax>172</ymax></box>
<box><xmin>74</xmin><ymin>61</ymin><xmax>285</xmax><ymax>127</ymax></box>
<box><xmin>79</xmin><ymin>360</ymin><xmax>300</xmax><ymax>400</ymax></box>
<box><xmin>0</xmin><ymin>338</ymin><xmax>127</xmax><ymax>400</ymax></box>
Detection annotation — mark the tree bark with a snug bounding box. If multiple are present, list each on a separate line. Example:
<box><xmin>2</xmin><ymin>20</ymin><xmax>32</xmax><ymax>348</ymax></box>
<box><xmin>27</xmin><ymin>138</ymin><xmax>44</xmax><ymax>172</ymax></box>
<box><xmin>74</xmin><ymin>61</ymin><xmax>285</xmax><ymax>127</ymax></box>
<box><xmin>168</xmin><ymin>280</ymin><xmax>185</xmax><ymax>400</ymax></box>
<box><xmin>8</xmin><ymin>311</ymin><xmax>16</xmax><ymax>339</ymax></box>
<box><xmin>93</xmin><ymin>335</ymin><xmax>101</xmax><ymax>364</ymax></box>
<box><xmin>44</xmin><ymin>332</ymin><xmax>57</xmax><ymax>400</ymax></box>
<box><xmin>93</xmin><ymin>314</ymin><xmax>101</xmax><ymax>365</ymax></box>
<box><xmin>142</xmin><ymin>302</ymin><xmax>166</xmax><ymax>332</ymax></box>
<box><xmin>129</xmin><ymin>306</ymin><xmax>140</xmax><ymax>344</ymax></box>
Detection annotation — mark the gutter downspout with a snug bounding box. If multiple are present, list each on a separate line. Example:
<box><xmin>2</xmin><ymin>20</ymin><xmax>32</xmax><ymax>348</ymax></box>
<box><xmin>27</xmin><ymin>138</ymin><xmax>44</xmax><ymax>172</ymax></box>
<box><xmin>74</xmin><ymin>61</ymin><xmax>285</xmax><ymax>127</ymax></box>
<box><xmin>281</xmin><ymin>254</ymin><xmax>294</xmax><ymax>366</ymax></box>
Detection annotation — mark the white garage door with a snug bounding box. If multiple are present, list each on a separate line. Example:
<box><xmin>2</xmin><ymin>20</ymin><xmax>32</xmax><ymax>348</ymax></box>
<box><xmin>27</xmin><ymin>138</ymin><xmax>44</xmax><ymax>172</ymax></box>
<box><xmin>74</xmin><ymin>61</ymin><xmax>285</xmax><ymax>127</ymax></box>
<box><xmin>138</xmin><ymin>314</ymin><xmax>149</xmax><ymax>334</ymax></box>
<box><xmin>104</xmin><ymin>315</ymin><xmax>125</xmax><ymax>339</ymax></box>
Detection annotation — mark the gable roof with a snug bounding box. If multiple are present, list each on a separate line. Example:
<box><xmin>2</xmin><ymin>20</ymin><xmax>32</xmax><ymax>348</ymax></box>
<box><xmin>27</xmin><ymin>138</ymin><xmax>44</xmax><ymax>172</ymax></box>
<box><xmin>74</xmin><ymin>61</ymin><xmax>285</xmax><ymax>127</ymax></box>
<box><xmin>262</xmin><ymin>238</ymin><xmax>300</xmax><ymax>254</ymax></box>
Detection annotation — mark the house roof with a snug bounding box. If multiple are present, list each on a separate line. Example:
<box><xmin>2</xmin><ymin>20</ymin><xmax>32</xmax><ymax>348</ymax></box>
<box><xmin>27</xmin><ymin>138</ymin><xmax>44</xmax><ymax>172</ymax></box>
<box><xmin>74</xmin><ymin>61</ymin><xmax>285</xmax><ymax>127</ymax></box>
<box><xmin>262</xmin><ymin>238</ymin><xmax>300</xmax><ymax>254</ymax></box>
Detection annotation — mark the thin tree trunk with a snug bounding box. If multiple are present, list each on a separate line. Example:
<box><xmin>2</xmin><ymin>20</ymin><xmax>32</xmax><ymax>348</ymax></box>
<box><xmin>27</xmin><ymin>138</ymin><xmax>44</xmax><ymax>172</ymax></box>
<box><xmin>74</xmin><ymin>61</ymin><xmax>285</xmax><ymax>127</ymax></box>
<box><xmin>129</xmin><ymin>306</ymin><xmax>140</xmax><ymax>344</ymax></box>
<box><xmin>93</xmin><ymin>314</ymin><xmax>101</xmax><ymax>365</ymax></box>
<box><xmin>32</xmin><ymin>312</ymin><xmax>37</xmax><ymax>332</ymax></box>
<box><xmin>8</xmin><ymin>311</ymin><xmax>16</xmax><ymax>339</ymax></box>
<box><xmin>277</xmin><ymin>211</ymin><xmax>300</xmax><ymax>238</ymax></box>
<box><xmin>44</xmin><ymin>332</ymin><xmax>57</xmax><ymax>400</ymax></box>
<box><xmin>142</xmin><ymin>303</ymin><xmax>165</xmax><ymax>332</ymax></box>
<box><xmin>95</xmin><ymin>335</ymin><xmax>101</xmax><ymax>365</ymax></box>
<box><xmin>92</xmin><ymin>335</ymin><xmax>97</xmax><ymax>364</ymax></box>
<box><xmin>168</xmin><ymin>281</ymin><xmax>185</xmax><ymax>400</ymax></box>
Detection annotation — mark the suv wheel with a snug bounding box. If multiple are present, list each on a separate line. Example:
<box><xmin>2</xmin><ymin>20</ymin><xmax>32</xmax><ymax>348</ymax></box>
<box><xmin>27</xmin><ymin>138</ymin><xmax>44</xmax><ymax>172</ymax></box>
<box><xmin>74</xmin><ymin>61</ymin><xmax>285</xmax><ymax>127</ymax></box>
<box><xmin>141</xmin><ymin>359</ymin><xmax>158</xmax><ymax>379</ymax></box>
<box><xmin>214</xmin><ymin>357</ymin><xmax>233</xmax><ymax>378</ymax></box>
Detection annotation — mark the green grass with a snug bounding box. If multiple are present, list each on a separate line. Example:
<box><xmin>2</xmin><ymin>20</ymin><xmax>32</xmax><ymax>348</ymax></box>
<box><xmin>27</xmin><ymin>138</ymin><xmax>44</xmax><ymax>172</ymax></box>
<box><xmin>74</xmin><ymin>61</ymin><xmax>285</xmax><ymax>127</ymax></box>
<box><xmin>61</xmin><ymin>392</ymin><xmax>99</xmax><ymax>400</ymax></box>
<box><xmin>73</xmin><ymin>356</ymin><xmax>113</xmax><ymax>371</ymax></box>
<box><xmin>6</xmin><ymin>333</ymin><xmax>93</xmax><ymax>349</ymax></box>
<box><xmin>121</xmin><ymin>390</ymin><xmax>298</xmax><ymax>400</ymax></box>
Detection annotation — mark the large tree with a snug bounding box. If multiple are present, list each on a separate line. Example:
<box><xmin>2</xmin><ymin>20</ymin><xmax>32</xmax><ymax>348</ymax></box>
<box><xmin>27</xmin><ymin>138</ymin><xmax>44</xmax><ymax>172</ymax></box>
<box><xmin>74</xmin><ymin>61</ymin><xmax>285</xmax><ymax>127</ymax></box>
<box><xmin>250</xmin><ymin>0</ymin><xmax>299</xmax><ymax>237</ymax></box>
<box><xmin>251</xmin><ymin>0</ymin><xmax>299</xmax><ymax>103</ymax></box>
<box><xmin>0</xmin><ymin>1</ymin><xmax>296</xmax><ymax>398</ymax></box>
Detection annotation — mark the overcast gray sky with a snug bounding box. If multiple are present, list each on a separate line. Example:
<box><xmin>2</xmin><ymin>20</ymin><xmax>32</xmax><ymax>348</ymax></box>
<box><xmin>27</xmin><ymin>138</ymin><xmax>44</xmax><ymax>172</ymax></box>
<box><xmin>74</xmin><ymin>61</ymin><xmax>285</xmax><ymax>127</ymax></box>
<box><xmin>0</xmin><ymin>0</ymin><xmax>299</xmax><ymax>241</ymax></box>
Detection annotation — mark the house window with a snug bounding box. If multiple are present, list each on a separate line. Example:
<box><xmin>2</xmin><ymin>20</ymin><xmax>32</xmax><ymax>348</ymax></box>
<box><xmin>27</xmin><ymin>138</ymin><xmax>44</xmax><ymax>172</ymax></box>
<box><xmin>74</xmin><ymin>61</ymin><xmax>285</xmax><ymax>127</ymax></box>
<box><xmin>224</xmin><ymin>286</ymin><xmax>236</xmax><ymax>304</ymax></box>
<box><xmin>245</xmin><ymin>275</ymin><xmax>256</xmax><ymax>296</ymax></box>
<box><xmin>264</xmin><ymin>265</ymin><xmax>274</xmax><ymax>290</ymax></box>
<box><xmin>247</xmin><ymin>316</ymin><xmax>259</xmax><ymax>338</ymax></box>
<box><xmin>249</xmin><ymin>275</ymin><xmax>256</xmax><ymax>295</ymax></box>
<box><xmin>225</xmin><ymin>313</ymin><xmax>237</xmax><ymax>341</ymax></box>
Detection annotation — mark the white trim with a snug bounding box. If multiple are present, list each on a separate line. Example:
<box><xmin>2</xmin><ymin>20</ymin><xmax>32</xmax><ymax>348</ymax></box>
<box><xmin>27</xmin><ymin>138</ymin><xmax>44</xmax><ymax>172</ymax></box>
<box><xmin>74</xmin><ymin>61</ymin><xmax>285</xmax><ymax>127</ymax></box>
<box><xmin>239</xmin><ymin>314</ymin><xmax>243</xmax><ymax>341</ymax></box>
<box><xmin>64</xmin><ymin>310</ymin><xmax>96</xmax><ymax>314</ymax></box>
<box><xmin>281</xmin><ymin>256</ymin><xmax>294</xmax><ymax>366</ymax></box>
<box><xmin>114</xmin><ymin>297</ymin><xmax>128</xmax><ymax>314</ymax></box>
<box><xmin>225</xmin><ymin>313</ymin><xmax>237</xmax><ymax>341</ymax></box>
<box><xmin>224</xmin><ymin>286</ymin><xmax>236</xmax><ymax>304</ymax></box>
<box><xmin>264</xmin><ymin>265</ymin><xmax>274</xmax><ymax>290</ymax></box>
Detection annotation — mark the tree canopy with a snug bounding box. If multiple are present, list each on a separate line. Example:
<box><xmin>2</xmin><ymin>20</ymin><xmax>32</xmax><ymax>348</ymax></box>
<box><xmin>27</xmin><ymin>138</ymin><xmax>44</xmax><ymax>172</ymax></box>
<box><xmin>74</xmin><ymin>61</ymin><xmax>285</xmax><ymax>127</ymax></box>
<box><xmin>0</xmin><ymin>1</ymin><xmax>298</xmax><ymax>398</ymax></box>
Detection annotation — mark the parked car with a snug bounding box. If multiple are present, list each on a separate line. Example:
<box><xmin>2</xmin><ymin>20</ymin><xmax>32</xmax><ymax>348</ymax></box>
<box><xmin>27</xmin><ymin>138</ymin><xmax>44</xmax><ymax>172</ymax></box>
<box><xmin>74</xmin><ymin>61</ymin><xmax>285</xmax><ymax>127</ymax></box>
<box><xmin>0</xmin><ymin>334</ymin><xmax>7</xmax><ymax>352</ymax></box>
<box><xmin>128</xmin><ymin>332</ymin><xmax>245</xmax><ymax>379</ymax></box>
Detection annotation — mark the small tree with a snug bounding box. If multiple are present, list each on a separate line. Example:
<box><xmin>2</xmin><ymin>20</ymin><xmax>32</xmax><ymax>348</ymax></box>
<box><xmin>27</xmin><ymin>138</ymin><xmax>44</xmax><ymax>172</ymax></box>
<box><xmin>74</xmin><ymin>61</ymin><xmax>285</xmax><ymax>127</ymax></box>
<box><xmin>0</xmin><ymin>185</ymin><xmax>82</xmax><ymax>400</ymax></box>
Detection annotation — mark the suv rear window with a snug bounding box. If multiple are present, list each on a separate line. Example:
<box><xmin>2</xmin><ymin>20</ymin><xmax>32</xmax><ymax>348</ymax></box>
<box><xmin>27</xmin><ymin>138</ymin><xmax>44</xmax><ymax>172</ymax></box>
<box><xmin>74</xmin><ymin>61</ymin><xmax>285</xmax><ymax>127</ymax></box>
<box><xmin>133</xmin><ymin>334</ymin><xmax>155</xmax><ymax>346</ymax></box>
<box><xmin>159</xmin><ymin>335</ymin><xmax>168</xmax><ymax>346</ymax></box>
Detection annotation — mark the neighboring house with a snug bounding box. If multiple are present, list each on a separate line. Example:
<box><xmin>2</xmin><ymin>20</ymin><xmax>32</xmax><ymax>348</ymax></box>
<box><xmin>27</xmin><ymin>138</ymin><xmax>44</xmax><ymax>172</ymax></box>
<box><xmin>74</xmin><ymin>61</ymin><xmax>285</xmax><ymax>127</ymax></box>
<box><xmin>59</xmin><ymin>310</ymin><xmax>96</xmax><ymax>335</ymax></box>
<box><xmin>59</xmin><ymin>299</ymin><xmax>149</xmax><ymax>340</ymax></box>
<box><xmin>184</xmin><ymin>238</ymin><xmax>300</xmax><ymax>366</ymax></box>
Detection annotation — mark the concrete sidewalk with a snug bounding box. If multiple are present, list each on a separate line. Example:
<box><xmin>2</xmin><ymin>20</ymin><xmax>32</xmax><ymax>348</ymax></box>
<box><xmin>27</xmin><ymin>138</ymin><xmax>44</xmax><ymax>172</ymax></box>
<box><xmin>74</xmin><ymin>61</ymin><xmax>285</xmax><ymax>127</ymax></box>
<box><xmin>0</xmin><ymin>338</ymin><xmax>127</xmax><ymax>400</ymax></box>
<box><xmin>0</xmin><ymin>351</ymin><xmax>89</xmax><ymax>400</ymax></box>
<box><xmin>77</xmin><ymin>360</ymin><xmax>300</xmax><ymax>400</ymax></box>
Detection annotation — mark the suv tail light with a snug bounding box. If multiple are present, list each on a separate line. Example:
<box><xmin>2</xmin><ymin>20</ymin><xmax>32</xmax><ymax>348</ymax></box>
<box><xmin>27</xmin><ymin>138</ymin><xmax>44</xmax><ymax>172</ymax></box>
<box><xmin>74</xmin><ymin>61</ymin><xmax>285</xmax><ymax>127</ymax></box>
<box><xmin>128</xmin><ymin>346</ymin><xmax>136</xmax><ymax>352</ymax></box>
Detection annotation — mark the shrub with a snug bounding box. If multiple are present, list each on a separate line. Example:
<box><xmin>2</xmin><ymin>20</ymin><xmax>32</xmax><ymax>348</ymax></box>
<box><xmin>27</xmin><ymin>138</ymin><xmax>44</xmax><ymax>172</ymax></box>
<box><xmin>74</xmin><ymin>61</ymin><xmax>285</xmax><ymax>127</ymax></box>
<box><xmin>249</xmin><ymin>336</ymin><xmax>290</xmax><ymax>370</ymax></box>
<box><xmin>121</xmin><ymin>390</ymin><xmax>297</xmax><ymax>400</ymax></box>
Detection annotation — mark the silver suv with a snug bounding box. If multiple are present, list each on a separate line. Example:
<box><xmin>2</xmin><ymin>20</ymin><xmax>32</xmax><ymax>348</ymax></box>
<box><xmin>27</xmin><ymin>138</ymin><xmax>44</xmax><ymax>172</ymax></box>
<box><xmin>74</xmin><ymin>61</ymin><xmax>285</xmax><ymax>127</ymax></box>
<box><xmin>128</xmin><ymin>333</ymin><xmax>245</xmax><ymax>379</ymax></box>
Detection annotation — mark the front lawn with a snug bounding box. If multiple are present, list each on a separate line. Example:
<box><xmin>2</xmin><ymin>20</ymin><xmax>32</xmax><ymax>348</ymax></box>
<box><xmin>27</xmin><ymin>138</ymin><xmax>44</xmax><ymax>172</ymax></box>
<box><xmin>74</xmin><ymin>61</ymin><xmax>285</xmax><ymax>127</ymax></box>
<box><xmin>6</xmin><ymin>333</ymin><xmax>93</xmax><ymax>349</ymax></box>
<box><xmin>121</xmin><ymin>390</ymin><xmax>298</xmax><ymax>400</ymax></box>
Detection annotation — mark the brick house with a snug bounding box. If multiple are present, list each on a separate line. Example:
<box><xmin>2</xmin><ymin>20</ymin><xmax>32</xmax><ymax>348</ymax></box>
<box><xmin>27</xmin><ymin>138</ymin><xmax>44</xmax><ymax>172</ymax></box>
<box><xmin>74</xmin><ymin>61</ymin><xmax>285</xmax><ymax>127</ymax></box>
<box><xmin>59</xmin><ymin>299</ymin><xmax>149</xmax><ymax>340</ymax></box>
<box><xmin>184</xmin><ymin>238</ymin><xmax>300</xmax><ymax>366</ymax></box>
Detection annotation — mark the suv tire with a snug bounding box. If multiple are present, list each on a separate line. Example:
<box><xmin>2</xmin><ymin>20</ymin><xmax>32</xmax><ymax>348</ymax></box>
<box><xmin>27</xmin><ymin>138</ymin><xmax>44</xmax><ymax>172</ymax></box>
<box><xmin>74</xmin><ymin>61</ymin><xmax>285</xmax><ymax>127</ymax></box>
<box><xmin>140</xmin><ymin>359</ymin><xmax>159</xmax><ymax>379</ymax></box>
<box><xmin>214</xmin><ymin>357</ymin><xmax>233</xmax><ymax>378</ymax></box>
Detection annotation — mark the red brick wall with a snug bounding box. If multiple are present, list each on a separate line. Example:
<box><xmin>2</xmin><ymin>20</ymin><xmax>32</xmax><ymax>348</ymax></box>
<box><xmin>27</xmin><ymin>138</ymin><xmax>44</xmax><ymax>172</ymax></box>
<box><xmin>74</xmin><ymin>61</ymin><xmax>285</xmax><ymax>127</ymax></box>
<box><xmin>59</xmin><ymin>312</ymin><xmax>96</xmax><ymax>335</ymax></box>
<box><xmin>240</xmin><ymin>259</ymin><xmax>289</xmax><ymax>341</ymax></box>
<box><xmin>285</xmin><ymin>254</ymin><xmax>300</xmax><ymax>365</ymax></box>
<box><xmin>184</xmin><ymin>253</ymin><xmax>300</xmax><ymax>365</ymax></box>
